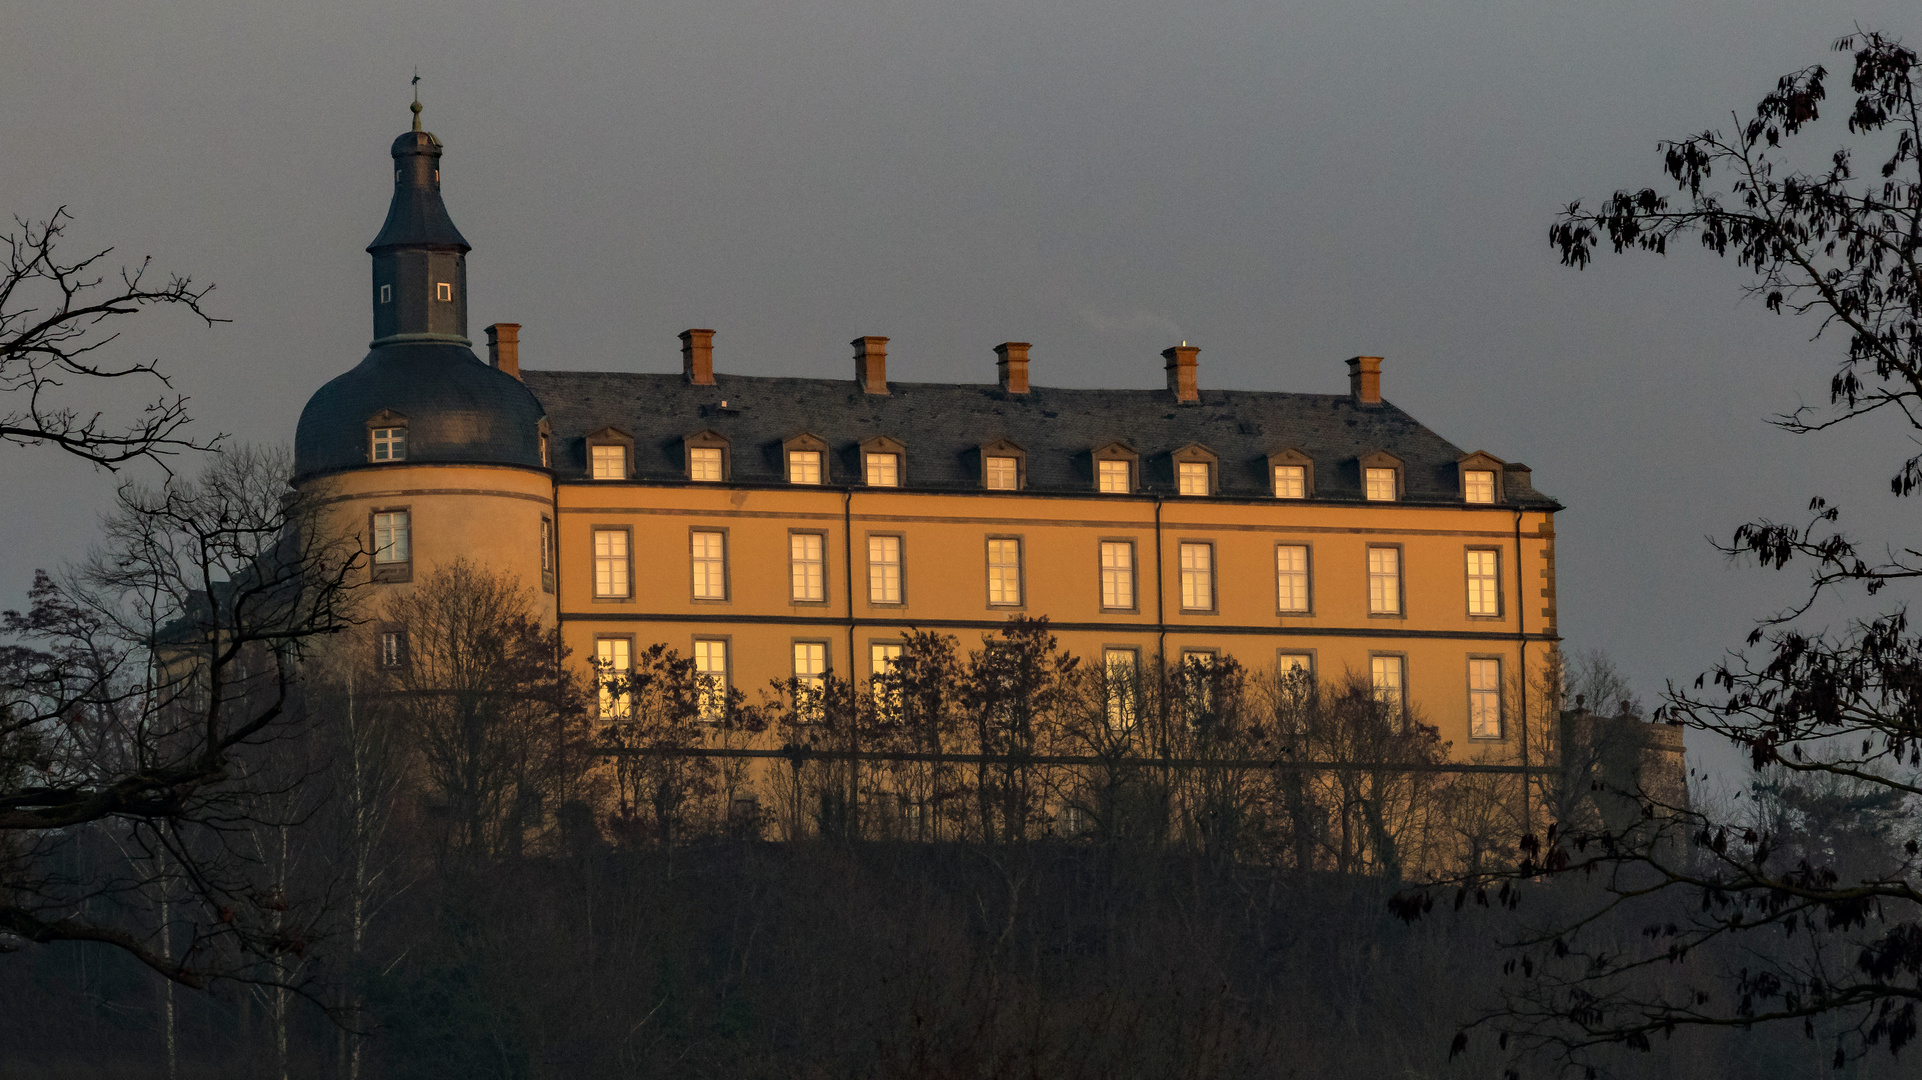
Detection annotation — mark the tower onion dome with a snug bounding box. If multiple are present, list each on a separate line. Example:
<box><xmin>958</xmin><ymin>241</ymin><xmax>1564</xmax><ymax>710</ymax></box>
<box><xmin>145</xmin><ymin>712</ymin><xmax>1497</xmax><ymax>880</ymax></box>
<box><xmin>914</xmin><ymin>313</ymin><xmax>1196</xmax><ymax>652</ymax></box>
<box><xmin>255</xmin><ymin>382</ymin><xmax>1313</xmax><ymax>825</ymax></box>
<box><xmin>294</xmin><ymin>102</ymin><xmax>546</xmax><ymax>482</ymax></box>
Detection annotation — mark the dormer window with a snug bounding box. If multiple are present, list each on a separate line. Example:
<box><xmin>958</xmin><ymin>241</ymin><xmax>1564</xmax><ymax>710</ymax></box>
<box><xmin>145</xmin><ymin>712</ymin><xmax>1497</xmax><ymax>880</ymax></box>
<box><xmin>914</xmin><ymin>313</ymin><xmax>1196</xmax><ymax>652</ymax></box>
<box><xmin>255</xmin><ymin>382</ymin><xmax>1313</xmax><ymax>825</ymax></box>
<box><xmin>1178</xmin><ymin>462</ymin><xmax>1211</xmax><ymax>496</ymax></box>
<box><xmin>690</xmin><ymin>447</ymin><xmax>723</xmax><ymax>481</ymax></box>
<box><xmin>985</xmin><ymin>456</ymin><xmax>1018</xmax><ymax>490</ymax></box>
<box><xmin>1099</xmin><ymin>459</ymin><xmax>1130</xmax><ymax>493</ymax></box>
<box><xmin>1274</xmin><ymin>466</ymin><xmax>1305</xmax><ymax>498</ymax></box>
<box><xmin>1169</xmin><ymin>444</ymin><xmax>1218</xmax><ymax>496</ymax></box>
<box><xmin>592</xmin><ymin>445</ymin><xmax>627</xmax><ymax>480</ymax></box>
<box><xmin>1464</xmin><ymin>470</ymin><xmax>1496</xmax><ymax>504</ymax></box>
<box><xmin>788</xmin><ymin>450</ymin><xmax>823</xmax><ymax>484</ymax></box>
<box><xmin>435</xmin><ymin>282</ymin><xmax>452</xmax><ymax>302</ymax></box>
<box><xmin>371</xmin><ymin>426</ymin><xmax>407</xmax><ymax>462</ymax></box>
<box><xmin>865</xmin><ymin>452</ymin><xmax>899</xmax><ymax>487</ymax></box>
<box><xmin>1364</xmin><ymin>468</ymin><xmax>1398</xmax><ymax>501</ymax></box>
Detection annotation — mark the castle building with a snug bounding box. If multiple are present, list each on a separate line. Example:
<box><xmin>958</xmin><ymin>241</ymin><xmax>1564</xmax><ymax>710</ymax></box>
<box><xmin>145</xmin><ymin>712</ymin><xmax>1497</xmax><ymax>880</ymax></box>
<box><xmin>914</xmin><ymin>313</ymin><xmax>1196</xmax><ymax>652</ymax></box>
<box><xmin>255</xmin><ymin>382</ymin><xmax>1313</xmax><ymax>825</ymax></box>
<box><xmin>294</xmin><ymin>112</ymin><xmax>1564</xmax><ymax>760</ymax></box>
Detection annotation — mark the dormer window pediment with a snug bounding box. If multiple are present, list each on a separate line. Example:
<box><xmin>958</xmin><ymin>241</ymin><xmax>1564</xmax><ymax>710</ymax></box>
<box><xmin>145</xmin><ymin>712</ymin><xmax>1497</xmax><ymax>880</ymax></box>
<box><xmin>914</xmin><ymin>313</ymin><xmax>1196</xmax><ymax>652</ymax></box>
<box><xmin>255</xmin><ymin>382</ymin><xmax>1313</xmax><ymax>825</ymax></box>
<box><xmin>1358</xmin><ymin>449</ymin><xmax>1404</xmax><ymax>502</ymax></box>
<box><xmin>859</xmin><ymin>435</ymin><xmax>907</xmax><ymax>488</ymax></box>
<box><xmin>1170</xmin><ymin>442</ymin><xmax>1219</xmax><ymax>496</ymax></box>
<box><xmin>977</xmin><ymin>439</ymin><xmax>1026</xmax><ymax>491</ymax></box>
<box><xmin>1092</xmin><ymin>441</ymin><xmax>1138</xmax><ymax>494</ymax></box>
<box><xmin>684</xmin><ymin>429</ymin><xmax>730</xmax><ymax>482</ymax></box>
<box><xmin>1267</xmin><ymin>447</ymin><xmax>1313</xmax><ymax>499</ymax></box>
<box><xmin>783</xmin><ymin>431</ymin><xmax>829</xmax><ymax>485</ymax></box>
<box><xmin>586</xmin><ymin>426</ymin><xmax>635</xmax><ymax>480</ymax></box>
<box><xmin>1457</xmin><ymin>450</ymin><xmax>1507</xmax><ymax>505</ymax></box>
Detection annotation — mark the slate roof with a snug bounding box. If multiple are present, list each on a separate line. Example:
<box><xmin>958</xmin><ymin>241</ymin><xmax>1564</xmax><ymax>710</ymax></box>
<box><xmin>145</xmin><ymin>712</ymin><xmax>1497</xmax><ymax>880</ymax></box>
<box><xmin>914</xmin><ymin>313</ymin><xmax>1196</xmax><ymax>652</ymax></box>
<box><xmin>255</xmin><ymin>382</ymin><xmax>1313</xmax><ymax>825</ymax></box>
<box><xmin>519</xmin><ymin>371</ymin><xmax>1558</xmax><ymax>508</ymax></box>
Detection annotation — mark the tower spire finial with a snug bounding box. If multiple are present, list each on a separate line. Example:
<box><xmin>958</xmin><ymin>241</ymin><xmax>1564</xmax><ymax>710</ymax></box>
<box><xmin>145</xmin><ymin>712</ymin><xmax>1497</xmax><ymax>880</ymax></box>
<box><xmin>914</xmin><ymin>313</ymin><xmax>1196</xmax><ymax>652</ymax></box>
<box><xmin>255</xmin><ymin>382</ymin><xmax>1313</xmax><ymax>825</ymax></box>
<box><xmin>410</xmin><ymin>68</ymin><xmax>422</xmax><ymax>132</ymax></box>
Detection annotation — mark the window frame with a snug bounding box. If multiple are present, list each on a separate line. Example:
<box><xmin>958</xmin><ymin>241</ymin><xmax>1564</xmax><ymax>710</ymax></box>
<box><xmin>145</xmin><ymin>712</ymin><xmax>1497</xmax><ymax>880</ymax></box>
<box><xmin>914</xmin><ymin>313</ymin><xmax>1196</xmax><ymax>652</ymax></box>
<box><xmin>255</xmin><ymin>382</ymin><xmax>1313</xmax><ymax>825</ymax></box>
<box><xmin>585</xmin><ymin>426</ymin><xmax>635</xmax><ymax>481</ymax></box>
<box><xmin>435</xmin><ymin>281</ymin><xmax>453</xmax><ymax>302</ymax></box>
<box><xmin>1267</xmin><ymin>447</ymin><xmax>1314</xmax><ymax>499</ymax></box>
<box><xmin>1170</xmin><ymin>443</ymin><xmax>1219</xmax><ymax>496</ymax></box>
<box><xmin>369</xmin><ymin>507</ymin><xmax>412</xmax><ymax>584</ymax></box>
<box><xmin>1456</xmin><ymin>451</ymin><xmax>1507</xmax><ymax>505</ymax></box>
<box><xmin>866</xmin><ymin>532</ymin><xmax>905</xmax><ymax>606</ymax></box>
<box><xmin>1275</xmin><ymin>542</ymin><xmax>1313</xmax><ymax>616</ymax></box>
<box><xmin>594</xmin><ymin>635</ymin><xmax>636</xmax><ymax>719</ymax></box>
<box><xmin>788</xmin><ymin>529</ymin><xmax>829</xmax><ymax>605</ymax></box>
<box><xmin>1359</xmin><ymin>450</ymin><xmax>1404</xmax><ymax>502</ymax></box>
<box><xmin>692</xmin><ymin>636</ymin><xmax>732</xmax><ymax>722</ymax></box>
<box><xmin>1368</xmin><ymin>651</ymin><xmax>1408</xmax><ymax>723</ymax></box>
<box><xmin>689</xmin><ymin>527</ymin><xmax>730</xmax><ymax>603</ymax></box>
<box><xmin>1177</xmin><ymin>539</ymin><xmax>1217</xmax><ymax>614</ymax></box>
<box><xmin>783</xmin><ymin>432</ymin><xmax>829</xmax><ymax>485</ymax></box>
<box><xmin>860</xmin><ymin>435</ymin><xmax>908</xmax><ymax>488</ymax></box>
<box><xmin>683</xmin><ymin>429</ymin><xmax>731</xmax><ymax>482</ymax></box>
<box><xmin>1464</xmin><ymin>546</ymin><xmax>1503</xmax><ymax>619</ymax></box>
<box><xmin>539</xmin><ymin>516</ymin><xmax>555</xmax><ymax>594</ymax></box>
<box><xmin>1467</xmin><ymin>654</ymin><xmax>1504</xmax><ymax>739</ymax></box>
<box><xmin>590</xmin><ymin>525</ymin><xmax>634</xmax><ymax>602</ymax></box>
<box><xmin>1097</xmin><ymin>539</ymin><xmax>1138</xmax><ymax>613</ymax></box>
<box><xmin>790</xmin><ymin>639</ymin><xmax>832</xmax><ymax>716</ymax></box>
<box><xmin>1100</xmin><ymin>646</ymin><xmax>1142</xmax><ymax>731</ymax></box>
<box><xmin>1275</xmin><ymin>649</ymin><xmax>1317</xmax><ymax>679</ymax></box>
<box><xmin>985</xmin><ymin>535</ymin><xmax>1024</xmax><ymax>608</ymax></box>
<box><xmin>1092</xmin><ymin>442</ymin><xmax>1138</xmax><ymax>494</ymax></box>
<box><xmin>977</xmin><ymin>439</ymin><xmax>1026</xmax><ymax>491</ymax></box>
<box><xmin>378</xmin><ymin>627</ymin><xmax>407</xmax><ymax>670</ymax></box>
<box><xmin>1366</xmin><ymin>543</ymin><xmax>1404</xmax><ymax>618</ymax></box>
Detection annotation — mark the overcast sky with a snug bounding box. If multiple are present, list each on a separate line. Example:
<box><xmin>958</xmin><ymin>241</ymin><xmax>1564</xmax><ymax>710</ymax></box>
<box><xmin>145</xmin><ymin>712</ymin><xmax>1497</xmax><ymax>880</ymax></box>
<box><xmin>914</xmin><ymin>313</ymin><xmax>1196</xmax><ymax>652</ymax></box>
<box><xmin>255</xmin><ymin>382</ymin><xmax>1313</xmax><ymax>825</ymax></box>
<box><xmin>4</xmin><ymin>0</ymin><xmax>1915</xmax><ymax>780</ymax></box>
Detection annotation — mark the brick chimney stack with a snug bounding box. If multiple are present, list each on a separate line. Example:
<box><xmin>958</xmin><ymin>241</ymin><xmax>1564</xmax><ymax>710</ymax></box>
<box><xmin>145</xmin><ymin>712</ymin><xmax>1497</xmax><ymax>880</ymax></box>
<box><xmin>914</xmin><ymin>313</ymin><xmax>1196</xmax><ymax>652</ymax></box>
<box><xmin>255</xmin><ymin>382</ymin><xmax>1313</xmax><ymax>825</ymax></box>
<box><xmin>485</xmin><ymin>323</ymin><xmax>521</xmax><ymax>380</ymax></box>
<box><xmin>853</xmin><ymin>336</ymin><xmax>889</xmax><ymax>395</ymax></box>
<box><xmin>1163</xmin><ymin>343</ymin><xmax>1199</xmax><ymax>403</ymax></box>
<box><xmin>680</xmin><ymin>329</ymin><xmax>716</xmax><ymax>386</ymax></box>
<box><xmin>1347</xmin><ymin>356</ymin><xmax>1383</xmax><ymax>407</ymax></box>
<box><xmin>995</xmin><ymin>342</ymin><xmax>1032</xmax><ymax>394</ymax></box>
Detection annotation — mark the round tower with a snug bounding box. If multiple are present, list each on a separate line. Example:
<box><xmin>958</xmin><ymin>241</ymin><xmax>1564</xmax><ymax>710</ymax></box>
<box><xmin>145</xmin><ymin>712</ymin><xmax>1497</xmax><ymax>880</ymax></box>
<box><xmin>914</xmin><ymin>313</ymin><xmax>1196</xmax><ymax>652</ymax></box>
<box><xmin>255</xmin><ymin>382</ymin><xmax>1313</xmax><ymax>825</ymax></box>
<box><xmin>294</xmin><ymin>102</ymin><xmax>557</xmax><ymax>622</ymax></box>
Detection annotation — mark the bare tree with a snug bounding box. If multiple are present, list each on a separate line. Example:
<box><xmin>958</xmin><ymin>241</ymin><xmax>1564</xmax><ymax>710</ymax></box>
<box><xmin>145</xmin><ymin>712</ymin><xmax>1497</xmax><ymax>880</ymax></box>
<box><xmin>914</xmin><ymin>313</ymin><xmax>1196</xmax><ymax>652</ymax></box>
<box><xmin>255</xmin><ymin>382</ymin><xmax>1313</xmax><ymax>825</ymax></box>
<box><xmin>0</xmin><ymin>444</ymin><xmax>361</xmax><ymax>987</ymax></box>
<box><xmin>1</xmin><ymin>208</ymin><xmax>224</xmax><ymax>469</ymax></box>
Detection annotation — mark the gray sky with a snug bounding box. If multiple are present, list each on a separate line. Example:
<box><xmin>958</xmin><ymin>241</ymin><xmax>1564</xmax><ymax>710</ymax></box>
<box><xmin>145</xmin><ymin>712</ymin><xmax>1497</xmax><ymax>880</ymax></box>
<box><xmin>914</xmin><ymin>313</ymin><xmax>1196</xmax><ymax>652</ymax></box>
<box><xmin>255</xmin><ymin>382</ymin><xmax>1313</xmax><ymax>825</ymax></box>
<box><xmin>4</xmin><ymin>0</ymin><xmax>1914</xmax><ymax>779</ymax></box>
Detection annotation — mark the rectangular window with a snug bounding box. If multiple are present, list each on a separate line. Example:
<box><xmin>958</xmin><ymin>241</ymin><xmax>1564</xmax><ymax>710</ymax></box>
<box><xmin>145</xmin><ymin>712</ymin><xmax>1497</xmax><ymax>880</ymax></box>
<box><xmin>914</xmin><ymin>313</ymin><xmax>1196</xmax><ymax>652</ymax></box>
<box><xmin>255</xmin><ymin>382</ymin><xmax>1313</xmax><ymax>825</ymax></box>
<box><xmin>540</xmin><ymin>518</ymin><xmax>553</xmax><ymax>573</ymax></box>
<box><xmin>1365</xmin><ymin>467</ymin><xmax>1398</xmax><ymax>501</ymax></box>
<box><xmin>1102</xmin><ymin>648</ymin><xmax>1139</xmax><ymax>730</ymax></box>
<box><xmin>1099</xmin><ymin>541</ymin><xmax>1135</xmax><ymax>610</ymax></box>
<box><xmin>788</xmin><ymin>449</ymin><xmax>823</xmax><ymax>484</ymax></box>
<box><xmin>691</xmin><ymin>530</ymin><xmax>727</xmax><ymax>600</ymax></box>
<box><xmin>1276</xmin><ymin>544</ymin><xmax>1310</xmax><ymax>614</ymax></box>
<box><xmin>370</xmin><ymin>427</ymin><xmax>406</xmax><ymax>462</ymax></box>
<box><xmin>865</xmin><ymin>452</ymin><xmax>900</xmax><ymax>487</ymax></box>
<box><xmin>986</xmin><ymin>538</ymin><xmax>1022</xmax><ymax>606</ymax></box>
<box><xmin>372</xmin><ymin>511</ymin><xmax>410</xmax><ymax>564</ymax></box>
<box><xmin>595</xmin><ymin>637</ymin><xmax>632</xmax><ymax>717</ymax></box>
<box><xmin>689</xmin><ymin>446</ymin><xmax>723</xmax><ymax>481</ymax></box>
<box><xmin>591</xmin><ymin>444</ymin><xmax>627</xmax><ymax>480</ymax></box>
<box><xmin>1464</xmin><ymin>470</ymin><xmax>1496</xmax><ymax>504</ymax></box>
<box><xmin>1466</xmin><ymin>549</ymin><xmax>1501</xmax><ymax>617</ymax></box>
<box><xmin>1367</xmin><ymin>546</ymin><xmax>1401</xmax><ymax>615</ymax></box>
<box><xmin>1178</xmin><ymin>542</ymin><xmax>1214</xmax><ymax>612</ymax></box>
<box><xmin>379</xmin><ymin>630</ymin><xmax>405</xmax><ymax>669</ymax></box>
<box><xmin>870</xmin><ymin>642</ymin><xmax>904</xmax><ymax>711</ymax></box>
<box><xmin>1370</xmin><ymin>654</ymin><xmax>1405</xmax><ymax>716</ymax></box>
<box><xmin>1273</xmin><ymin>464</ymin><xmax>1305</xmax><ymax>499</ymax></box>
<box><xmin>1098</xmin><ymin>459</ymin><xmax>1130</xmax><ymax>493</ymax></box>
<box><xmin>1178</xmin><ymin>461</ymin><xmax>1211</xmax><ymax>496</ymax></box>
<box><xmin>435</xmin><ymin>281</ymin><xmax>452</xmax><ymax>302</ymax></box>
<box><xmin>792</xmin><ymin>642</ymin><xmax>827</xmax><ymax>691</ymax></box>
<box><xmin>790</xmin><ymin>532</ymin><xmax>826</xmax><ymax>602</ymax></box>
<box><xmin>693</xmin><ymin>639</ymin><xmax>729</xmax><ymax>721</ymax></box>
<box><xmin>379</xmin><ymin>284</ymin><xmax>392</xmax><ymax>304</ymax></box>
<box><xmin>593</xmin><ymin>529</ymin><xmax>630</xmax><ymax>598</ymax></box>
<box><xmin>985</xmin><ymin>456</ymin><xmax>1019</xmax><ymax>490</ymax></box>
<box><xmin>1277</xmin><ymin>652</ymin><xmax>1313</xmax><ymax>676</ymax></box>
<box><xmin>1469</xmin><ymin>658</ymin><xmax>1502</xmax><ymax>738</ymax></box>
<box><xmin>868</xmin><ymin>535</ymin><xmax>902</xmax><ymax>604</ymax></box>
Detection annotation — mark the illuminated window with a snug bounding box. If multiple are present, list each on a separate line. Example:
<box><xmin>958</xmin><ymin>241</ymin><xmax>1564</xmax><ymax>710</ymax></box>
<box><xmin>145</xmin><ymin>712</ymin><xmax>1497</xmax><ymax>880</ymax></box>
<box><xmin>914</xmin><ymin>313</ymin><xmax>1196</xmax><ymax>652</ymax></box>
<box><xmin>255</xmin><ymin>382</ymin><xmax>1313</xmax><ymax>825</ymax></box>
<box><xmin>372</xmin><ymin>511</ymin><xmax>410</xmax><ymax>564</ymax></box>
<box><xmin>1178</xmin><ymin>542</ymin><xmax>1214</xmax><ymax>612</ymax></box>
<box><xmin>870</xmin><ymin>642</ymin><xmax>904</xmax><ymax>710</ymax></box>
<box><xmin>1273</xmin><ymin>465</ymin><xmax>1305</xmax><ymax>499</ymax></box>
<box><xmin>1365</xmin><ymin>468</ymin><xmax>1398</xmax><ymax>501</ymax></box>
<box><xmin>593</xmin><ymin>529</ymin><xmax>630</xmax><ymax>598</ymax></box>
<box><xmin>694</xmin><ymin>640</ymin><xmax>729</xmax><ymax>721</ymax></box>
<box><xmin>1370</xmin><ymin>655</ymin><xmax>1405</xmax><ymax>716</ymax></box>
<box><xmin>1103</xmin><ymin>648</ymin><xmax>1139</xmax><ymax>730</ymax></box>
<box><xmin>435</xmin><ymin>282</ymin><xmax>452</xmax><ymax>302</ymax></box>
<box><xmin>1178</xmin><ymin>461</ymin><xmax>1211</xmax><ymax>496</ymax></box>
<box><xmin>1469</xmin><ymin>658</ymin><xmax>1502</xmax><ymax>738</ymax></box>
<box><xmin>790</xmin><ymin>533</ymin><xmax>825</xmax><ymax>602</ymax></box>
<box><xmin>788</xmin><ymin>450</ymin><xmax>823</xmax><ymax>485</ymax></box>
<box><xmin>1277</xmin><ymin>653</ymin><xmax>1313</xmax><ymax>677</ymax></box>
<box><xmin>370</xmin><ymin>427</ymin><xmax>406</xmax><ymax>462</ymax></box>
<box><xmin>540</xmin><ymin>519</ymin><xmax>553</xmax><ymax>573</ymax></box>
<box><xmin>1276</xmin><ymin>545</ymin><xmax>1310</xmax><ymax>613</ymax></box>
<box><xmin>1367</xmin><ymin>546</ymin><xmax>1401</xmax><ymax>615</ymax></box>
<box><xmin>689</xmin><ymin>447</ymin><xmax>723</xmax><ymax>481</ymax></box>
<box><xmin>985</xmin><ymin>456</ymin><xmax>1019</xmax><ymax>491</ymax></box>
<box><xmin>379</xmin><ymin>630</ymin><xmax>405</xmax><ymax>669</ymax></box>
<box><xmin>539</xmin><ymin>432</ymin><xmax>549</xmax><ymax>468</ymax></box>
<box><xmin>1466</xmin><ymin>549</ymin><xmax>1500</xmax><ymax>617</ymax></box>
<box><xmin>792</xmin><ymin>642</ymin><xmax>827</xmax><ymax>693</ymax></box>
<box><xmin>595</xmin><ymin>638</ymin><xmax>632</xmax><ymax>717</ymax></box>
<box><xmin>691</xmin><ymin>531</ymin><xmax>727</xmax><ymax>600</ymax></box>
<box><xmin>987</xmin><ymin>538</ymin><xmax>1022</xmax><ymax>606</ymax></box>
<box><xmin>1099</xmin><ymin>542</ymin><xmax>1135</xmax><ymax>610</ymax></box>
<box><xmin>865</xmin><ymin>452</ymin><xmax>900</xmax><ymax>487</ymax></box>
<box><xmin>1098</xmin><ymin>459</ymin><xmax>1130</xmax><ymax>493</ymax></box>
<box><xmin>591</xmin><ymin>444</ymin><xmax>627</xmax><ymax>480</ymax></box>
<box><xmin>868</xmin><ymin>535</ymin><xmax>902</xmax><ymax>604</ymax></box>
<box><xmin>1464</xmin><ymin>470</ymin><xmax>1496</xmax><ymax>504</ymax></box>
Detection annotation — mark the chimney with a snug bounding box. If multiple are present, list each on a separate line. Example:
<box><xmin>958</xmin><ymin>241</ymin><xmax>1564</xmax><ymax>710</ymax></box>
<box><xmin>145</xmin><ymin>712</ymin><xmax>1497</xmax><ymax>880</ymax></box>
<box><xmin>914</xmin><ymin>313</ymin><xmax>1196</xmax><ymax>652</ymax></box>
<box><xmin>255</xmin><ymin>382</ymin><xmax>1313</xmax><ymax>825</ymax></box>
<box><xmin>994</xmin><ymin>342</ymin><xmax>1032</xmax><ymax>394</ymax></box>
<box><xmin>680</xmin><ymin>329</ymin><xmax>716</xmax><ymax>386</ymax></box>
<box><xmin>1162</xmin><ymin>342</ymin><xmax>1199</xmax><ymax>404</ymax></box>
<box><xmin>852</xmin><ymin>336</ymin><xmax>889</xmax><ymax>395</ymax></box>
<box><xmin>485</xmin><ymin>323</ymin><xmax>521</xmax><ymax>379</ymax></box>
<box><xmin>1347</xmin><ymin>356</ymin><xmax>1383</xmax><ymax>406</ymax></box>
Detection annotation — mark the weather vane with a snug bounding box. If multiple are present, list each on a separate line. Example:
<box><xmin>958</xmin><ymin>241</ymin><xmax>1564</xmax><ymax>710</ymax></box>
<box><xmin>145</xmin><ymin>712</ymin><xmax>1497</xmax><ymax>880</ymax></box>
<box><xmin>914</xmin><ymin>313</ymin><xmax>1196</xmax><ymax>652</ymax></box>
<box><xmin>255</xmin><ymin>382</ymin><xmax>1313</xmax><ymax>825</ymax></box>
<box><xmin>410</xmin><ymin>67</ymin><xmax>423</xmax><ymax>131</ymax></box>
